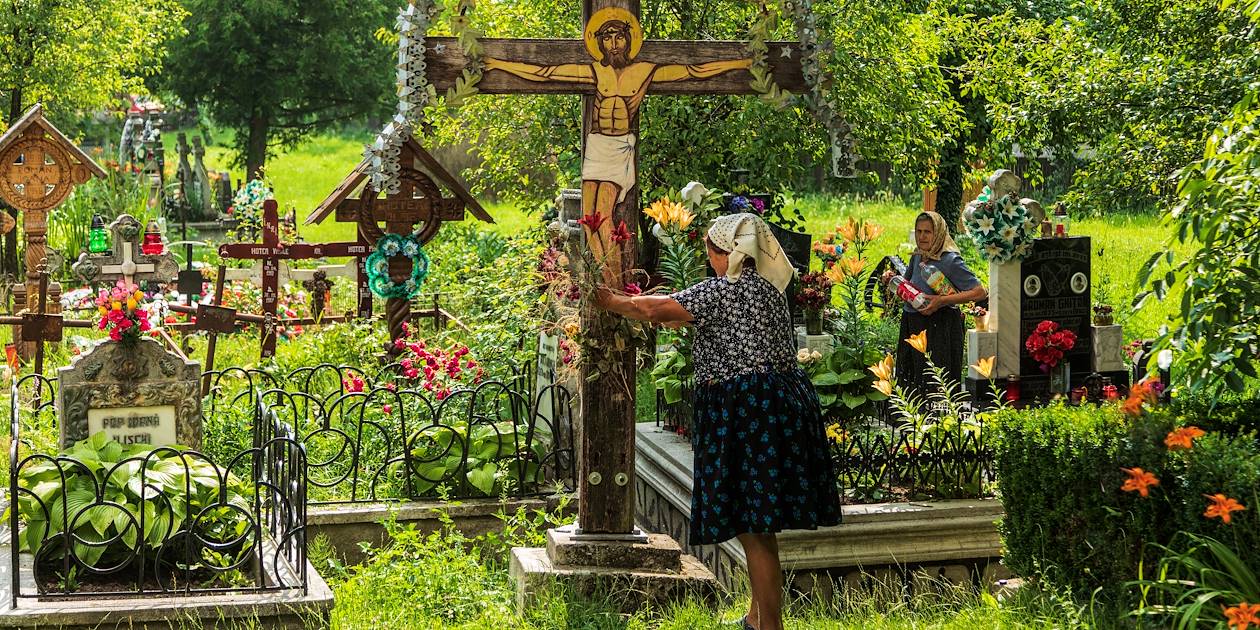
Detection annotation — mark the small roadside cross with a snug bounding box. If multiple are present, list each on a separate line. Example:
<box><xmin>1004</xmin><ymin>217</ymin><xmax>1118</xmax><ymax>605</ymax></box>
<box><xmin>218</xmin><ymin>199</ymin><xmax>366</xmax><ymax>359</ymax></box>
<box><xmin>73</xmin><ymin>214</ymin><xmax>180</xmax><ymax>288</ymax></box>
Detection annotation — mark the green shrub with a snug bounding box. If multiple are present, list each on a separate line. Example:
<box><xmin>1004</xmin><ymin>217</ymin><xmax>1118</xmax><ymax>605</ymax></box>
<box><xmin>995</xmin><ymin>402</ymin><xmax>1260</xmax><ymax>604</ymax></box>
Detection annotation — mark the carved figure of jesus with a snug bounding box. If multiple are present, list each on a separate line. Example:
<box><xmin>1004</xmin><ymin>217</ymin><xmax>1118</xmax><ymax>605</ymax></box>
<box><xmin>484</xmin><ymin>8</ymin><xmax>750</xmax><ymax>279</ymax></box>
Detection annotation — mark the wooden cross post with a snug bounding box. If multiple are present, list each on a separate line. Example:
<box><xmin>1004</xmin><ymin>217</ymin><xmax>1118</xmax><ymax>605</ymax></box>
<box><xmin>218</xmin><ymin>199</ymin><xmax>366</xmax><ymax>359</ymax></box>
<box><xmin>426</xmin><ymin>0</ymin><xmax>804</xmax><ymax>536</ymax></box>
<box><xmin>0</xmin><ymin>261</ymin><xmax>94</xmax><ymax>403</ymax></box>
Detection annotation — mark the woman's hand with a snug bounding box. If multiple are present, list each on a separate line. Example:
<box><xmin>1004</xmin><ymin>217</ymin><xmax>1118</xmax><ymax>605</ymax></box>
<box><xmin>880</xmin><ymin>269</ymin><xmax>895</xmax><ymax>285</ymax></box>
<box><xmin>916</xmin><ymin>293</ymin><xmax>950</xmax><ymax>316</ymax></box>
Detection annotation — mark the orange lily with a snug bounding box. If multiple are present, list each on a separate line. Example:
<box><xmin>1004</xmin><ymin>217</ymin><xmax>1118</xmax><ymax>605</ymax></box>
<box><xmin>906</xmin><ymin>331</ymin><xmax>928</xmax><ymax>355</ymax></box>
<box><xmin>1224</xmin><ymin>603</ymin><xmax>1260</xmax><ymax>630</ymax></box>
<box><xmin>1121</xmin><ymin>467</ymin><xmax>1160</xmax><ymax>498</ymax></box>
<box><xmin>836</xmin><ymin>218</ymin><xmax>858</xmax><ymax>243</ymax></box>
<box><xmin>872</xmin><ymin>379</ymin><xmax>893</xmax><ymax>397</ymax></box>
<box><xmin>1164</xmin><ymin>426</ymin><xmax>1207</xmax><ymax>450</ymax></box>
<box><xmin>1205</xmin><ymin>494</ymin><xmax>1246</xmax><ymax>524</ymax></box>
<box><xmin>868</xmin><ymin>355</ymin><xmax>894</xmax><ymax>382</ymax></box>
<box><xmin>841</xmin><ymin>256</ymin><xmax>866</xmax><ymax>278</ymax></box>
<box><xmin>861</xmin><ymin>221</ymin><xmax>885</xmax><ymax>243</ymax></box>
<box><xmin>971</xmin><ymin>356</ymin><xmax>996</xmax><ymax>379</ymax></box>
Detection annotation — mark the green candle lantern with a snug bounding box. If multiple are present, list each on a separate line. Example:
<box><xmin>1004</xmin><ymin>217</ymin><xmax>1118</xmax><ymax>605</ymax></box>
<box><xmin>88</xmin><ymin>215</ymin><xmax>110</xmax><ymax>254</ymax></box>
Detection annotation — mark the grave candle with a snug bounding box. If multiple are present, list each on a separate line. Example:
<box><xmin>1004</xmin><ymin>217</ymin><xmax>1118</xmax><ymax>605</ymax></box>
<box><xmin>141</xmin><ymin>219</ymin><xmax>165</xmax><ymax>255</ymax></box>
<box><xmin>89</xmin><ymin>215</ymin><xmax>110</xmax><ymax>253</ymax></box>
<box><xmin>1053</xmin><ymin>203</ymin><xmax>1070</xmax><ymax>238</ymax></box>
<box><xmin>1004</xmin><ymin>374</ymin><xmax>1021</xmax><ymax>404</ymax></box>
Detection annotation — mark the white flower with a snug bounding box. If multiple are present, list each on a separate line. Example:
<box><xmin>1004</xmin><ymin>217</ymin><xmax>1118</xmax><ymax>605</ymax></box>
<box><xmin>680</xmin><ymin>181</ymin><xmax>710</xmax><ymax>208</ymax></box>
<box><xmin>1014</xmin><ymin>242</ymin><xmax>1032</xmax><ymax>257</ymax></box>
<box><xmin>1000</xmin><ymin>226</ymin><xmax>1018</xmax><ymax>242</ymax></box>
<box><xmin>974</xmin><ymin>216</ymin><xmax>996</xmax><ymax>234</ymax></box>
<box><xmin>811</xmin><ymin>350</ymin><xmax>822</xmax><ymax>361</ymax></box>
<box><xmin>797</xmin><ymin>348</ymin><xmax>812</xmax><ymax>363</ymax></box>
<box><xmin>985</xmin><ymin>244</ymin><xmax>1004</xmax><ymax>260</ymax></box>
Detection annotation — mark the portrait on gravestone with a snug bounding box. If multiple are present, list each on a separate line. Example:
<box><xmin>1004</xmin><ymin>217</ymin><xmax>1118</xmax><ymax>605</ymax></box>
<box><xmin>1019</xmin><ymin>236</ymin><xmax>1092</xmax><ymax>376</ymax></box>
<box><xmin>57</xmin><ymin>336</ymin><xmax>202</xmax><ymax>449</ymax></box>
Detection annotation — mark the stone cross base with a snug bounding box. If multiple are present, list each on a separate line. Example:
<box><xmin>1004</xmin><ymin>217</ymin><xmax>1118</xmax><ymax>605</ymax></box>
<box><xmin>509</xmin><ymin>526</ymin><xmax>719</xmax><ymax>614</ymax></box>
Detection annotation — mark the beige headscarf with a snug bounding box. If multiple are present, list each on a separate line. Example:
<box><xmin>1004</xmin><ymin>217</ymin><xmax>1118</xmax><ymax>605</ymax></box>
<box><xmin>706</xmin><ymin>213</ymin><xmax>795</xmax><ymax>293</ymax></box>
<box><xmin>914</xmin><ymin>211</ymin><xmax>960</xmax><ymax>261</ymax></box>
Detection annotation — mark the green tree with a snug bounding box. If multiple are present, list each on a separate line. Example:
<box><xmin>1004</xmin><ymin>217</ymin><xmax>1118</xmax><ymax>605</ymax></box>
<box><xmin>159</xmin><ymin>0</ymin><xmax>396</xmax><ymax>179</ymax></box>
<box><xmin>1135</xmin><ymin>0</ymin><xmax>1260</xmax><ymax>393</ymax></box>
<box><xmin>0</xmin><ymin>0</ymin><xmax>185</xmax><ymax>274</ymax></box>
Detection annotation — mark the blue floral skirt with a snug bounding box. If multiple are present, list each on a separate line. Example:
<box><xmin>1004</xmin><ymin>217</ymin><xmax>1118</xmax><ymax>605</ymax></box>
<box><xmin>689</xmin><ymin>367</ymin><xmax>842</xmax><ymax>545</ymax></box>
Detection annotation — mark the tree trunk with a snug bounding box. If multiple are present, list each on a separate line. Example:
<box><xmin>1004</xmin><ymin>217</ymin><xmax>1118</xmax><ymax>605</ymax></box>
<box><xmin>245</xmin><ymin>114</ymin><xmax>268</xmax><ymax>181</ymax></box>
<box><xmin>3</xmin><ymin>88</ymin><xmax>22</xmax><ymax>278</ymax></box>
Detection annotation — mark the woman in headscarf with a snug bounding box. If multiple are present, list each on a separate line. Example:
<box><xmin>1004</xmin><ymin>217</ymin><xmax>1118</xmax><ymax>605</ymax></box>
<box><xmin>596</xmin><ymin>213</ymin><xmax>841</xmax><ymax>630</ymax></box>
<box><xmin>886</xmin><ymin>211</ymin><xmax>988</xmax><ymax>398</ymax></box>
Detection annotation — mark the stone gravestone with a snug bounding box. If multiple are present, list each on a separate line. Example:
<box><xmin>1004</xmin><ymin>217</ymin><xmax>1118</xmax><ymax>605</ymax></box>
<box><xmin>57</xmin><ymin>337</ymin><xmax>202</xmax><ymax>449</ymax></box>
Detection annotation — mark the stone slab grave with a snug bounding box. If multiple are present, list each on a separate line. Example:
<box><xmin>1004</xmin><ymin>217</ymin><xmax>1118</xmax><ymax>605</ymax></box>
<box><xmin>57</xmin><ymin>336</ymin><xmax>202</xmax><ymax>448</ymax></box>
<box><xmin>0</xmin><ymin>537</ymin><xmax>335</xmax><ymax>630</ymax></box>
<box><xmin>634</xmin><ymin>424</ymin><xmax>1010</xmax><ymax>596</ymax></box>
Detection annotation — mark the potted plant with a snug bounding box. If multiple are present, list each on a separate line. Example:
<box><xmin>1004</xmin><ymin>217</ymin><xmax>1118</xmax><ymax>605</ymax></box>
<box><xmin>1093</xmin><ymin>303</ymin><xmax>1114</xmax><ymax>326</ymax></box>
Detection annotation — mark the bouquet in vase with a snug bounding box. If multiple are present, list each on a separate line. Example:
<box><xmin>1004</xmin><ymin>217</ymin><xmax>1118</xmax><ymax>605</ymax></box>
<box><xmin>1025</xmin><ymin>320</ymin><xmax>1077</xmax><ymax>372</ymax></box>
<box><xmin>95</xmin><ymin>281</ymin><xmax>152</xmax><ymax>343</ymax></box>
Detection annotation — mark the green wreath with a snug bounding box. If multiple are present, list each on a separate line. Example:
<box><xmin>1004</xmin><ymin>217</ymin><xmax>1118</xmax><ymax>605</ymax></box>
<box><xmin>365</xmin><ymin>233</ymin><xmax>430</xmax><ymax>299</ymax></box>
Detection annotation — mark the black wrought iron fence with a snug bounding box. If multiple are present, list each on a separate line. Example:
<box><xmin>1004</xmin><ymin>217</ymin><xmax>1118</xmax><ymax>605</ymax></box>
<box><xmin>653</xmin><ymin>377</ymin><xmax>995</xmax><ymax>504</ymax></box>
<box><xmin>8</xmin><ymin>380</ymin><xmax>308</xmax><ymax>601</ymax></box>
<box><xmin>204</xmin><ymin>362</ymin><xmax>575</xmax><ymax>504</ymax></box>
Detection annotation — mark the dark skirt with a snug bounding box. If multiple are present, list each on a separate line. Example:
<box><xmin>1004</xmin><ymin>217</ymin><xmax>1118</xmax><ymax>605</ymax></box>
<box><xmin>896</xmin><ymin>308</ymin><xmax>965</xmax><ymax>400</ymax></box>
<box><xmin>689</xmin><ymin>367</ymin><xmax>843</xmax><ymax>546</ymax></box>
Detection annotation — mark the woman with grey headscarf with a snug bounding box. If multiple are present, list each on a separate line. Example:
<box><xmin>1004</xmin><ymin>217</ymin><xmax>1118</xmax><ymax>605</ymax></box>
<box><xmin>597</xmin><ymin>213</ymin><xmax>841</xmax><ymax>630</ymax></box>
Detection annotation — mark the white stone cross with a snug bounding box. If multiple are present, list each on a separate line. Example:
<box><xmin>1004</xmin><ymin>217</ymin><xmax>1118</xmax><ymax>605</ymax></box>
<box><xmin>72</xmin><ymin>214</ymin><xmax>179</xmax><ymax>288</ymax></box>
<box><xmin>100</xmin><ymin>235</ymin><xmax>155</xmax><ymax>286</ymax></box>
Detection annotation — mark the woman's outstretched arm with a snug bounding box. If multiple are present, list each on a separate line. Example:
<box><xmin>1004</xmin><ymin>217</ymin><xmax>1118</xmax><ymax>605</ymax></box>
<box><xmin>595</xmin><ymin>288</ymin><xmax>694</xmax><ymax>324</ymax></box>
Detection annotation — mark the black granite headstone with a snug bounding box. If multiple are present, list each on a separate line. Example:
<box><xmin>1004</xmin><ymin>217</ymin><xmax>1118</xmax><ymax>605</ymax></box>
<box><xmin>1018</xmin><ymin>236</ymin><xmax>1092</xmax><ymax>376</ymax></box>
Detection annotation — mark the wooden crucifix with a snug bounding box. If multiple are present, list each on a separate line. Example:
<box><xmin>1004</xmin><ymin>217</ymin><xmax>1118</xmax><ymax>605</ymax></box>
<box><xmin>218</xmin><ymin>199</ymin><xmax>366</xmax><ymax>359</ymax></box>
<box><xmin>426</xmin><ymin>0</ymin><xmax>804</xmax><ymax>537</ymax></box>
<box><xmin>0</xmin><ymin>261</ymin><xmax>93</xmax><ymax>404</ymax></box>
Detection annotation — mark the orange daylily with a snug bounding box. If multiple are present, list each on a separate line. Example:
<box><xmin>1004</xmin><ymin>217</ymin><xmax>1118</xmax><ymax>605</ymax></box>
<box><xmin>1121</xmin><ymin>467</ymin><xmax>1160</xmax><ymax>497</ymax></box>
<box><xmin>868</xmin><ymin>354</ymin><xmax>894</xmax><ymax>382</ymax></box>
<box><xmin>1164</xmin><ymin>426</ymin><xmax>1207</xmax><ymax>450</ymax></box>
<box><xmin>1224</xmin><ymin>603</ymin><xmax>1260</xmax><ymax>630</ymax></box>
<box><xmin>971</xmin><ymin>356</ymin><xmax>996</xmax><ymax>379</ymax></box>
<box><xmin>825</xmin><ymin>256</ymin><xmax>866</xmax><ymax>284</ymax></box>
<box><xmin>906</xmin><ymin>331</ymin><xmax>928</xmax><ymax>355</ymax></box>
<box><xmin>872</xmin><ymin>379</ymin><xmax>893</xmax><ymax>397</ymax></box>
<box><xmin>1204</xmin><ymin>494</ymin><xmax>1246</xmax><ymax>524</ymax></box>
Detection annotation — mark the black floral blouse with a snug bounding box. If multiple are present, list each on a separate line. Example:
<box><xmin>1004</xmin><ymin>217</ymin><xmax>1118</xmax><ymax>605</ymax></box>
<box><xmin>672</xmin><ymin>269</ymin><xmax>797</xmax><ymax>384</ymax></box>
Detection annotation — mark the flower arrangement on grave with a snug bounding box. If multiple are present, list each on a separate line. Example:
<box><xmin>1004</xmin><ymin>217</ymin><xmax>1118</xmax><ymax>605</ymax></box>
<box><xmin>965</xmin><ymin>193</ymin><xmax>1039</xmax><ymax>264</ymax></box>
<box><xmin>728</xmin><ymin>194</ymin><xmax>767</xmax><ymax>215</ymax></box>
<box><xmin>95</xmin><ymin>280</ymin><xmax>152</xmax><ymax>343</ymax></box>
<box><xmin>967</xmin><ymin>304</ymin><xmax>990</xmax><ymax>332</ymax></box>
<box><xmin>796</xmin><ymin>271</ymin><xmax>833</xmax><ymax>335</ymax></box>
<box><xmin>812</xmin><ymin>234</ymin><xmax>845</xmax><ymax>268</ymax></box>
<box><xmin>1093</xmin><ymin>303</ymin><xmax>1115</xmax><ymax>326</ymax></box>
<box><xmin>365</xmin><ymin>232</ymin><xmax>430</xmax><ymax>299</ymax></box>
<box><xmin>1025</xmin><ymin>320</ymin><xmax>1077</xmax><ymax>372</ymax></box>
<box><xmin>223</xmin><ymin>179</ymin><xmax>273</xmax><ymax>241</ymax></box>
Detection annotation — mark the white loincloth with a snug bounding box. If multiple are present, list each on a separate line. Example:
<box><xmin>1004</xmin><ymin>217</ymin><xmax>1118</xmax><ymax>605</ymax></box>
<box><xmin>581</xmin><ymin>133</ymin><xmax>637</xmax><ymax>202</ymax></box>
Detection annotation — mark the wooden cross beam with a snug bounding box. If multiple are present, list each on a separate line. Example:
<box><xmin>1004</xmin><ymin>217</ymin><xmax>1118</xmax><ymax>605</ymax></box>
<box><xmin>420</xmin><ymin>0</ymin><xmax>804</xmax><ymax>537</ymax></box>
<box><xmin>0</xmin><ymin>261</ymin><xmax>94</xmax><ymax>404</ymax></box>
<box><xmin>218</xmin><ymin>199</ymin><xmax>365</xmax><ymax>359</ymax></box>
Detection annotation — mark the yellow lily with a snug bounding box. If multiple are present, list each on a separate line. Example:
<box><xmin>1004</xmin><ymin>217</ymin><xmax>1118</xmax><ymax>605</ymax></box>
<box><xmin>861</xmin><ymin>221</ymin><xmax>885</xmax><ymax>243</ymax></box>
<box><xmin>836</xmin><ymin>218</ymin><xmax>858</xmax><ymax>243</ymax></box>
<box><xmin>906</xmin><ymin>330</ymin><xmax>928</xmax><ymax>355</ymax></box>
<box><xmin>971</xmin><ymin>356</ymin><xmax>996</xmax><ymax>379</ymax></box>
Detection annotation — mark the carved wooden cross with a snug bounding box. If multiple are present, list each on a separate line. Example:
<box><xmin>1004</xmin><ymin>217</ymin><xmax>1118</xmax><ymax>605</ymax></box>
<box><xmin>218</xmin><ymin>199</ymin><xmax>366</xmax><ymax>359</ymax></box>
<box><xmin>0</xmin><ymin>104</ymin><xmax>106</xmax><ymax>361</ymax></box>
<box><xmin>0</xmin><ymin>261</ymin><xmax>92</xmax><ymax>403</ymax></box>
<box><xmin>72</xmin><ymin>214</ymin><xmax>180</xmax><ymax>288</ymax></box>
<box><xmin>425</xmin><ymin>0</ymin><xmax>804</xmax><ymax>537</ymax></box>
<box><xmin>306</xmin><ymin>137</ymin><xmax>491</xmax><ymax>349</ymax></box>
